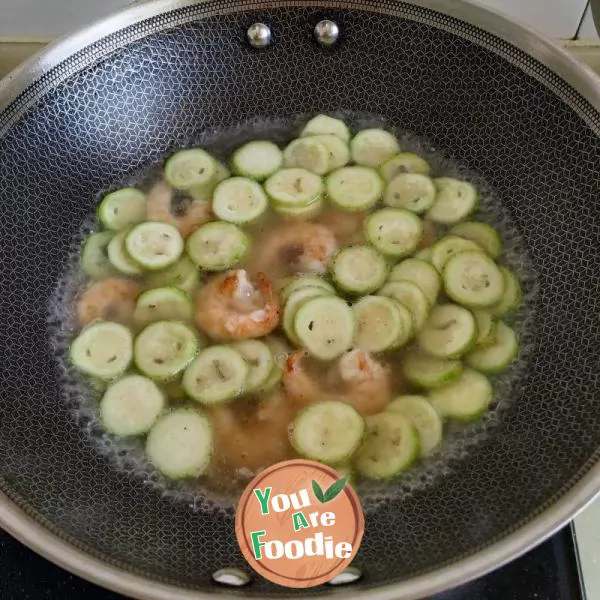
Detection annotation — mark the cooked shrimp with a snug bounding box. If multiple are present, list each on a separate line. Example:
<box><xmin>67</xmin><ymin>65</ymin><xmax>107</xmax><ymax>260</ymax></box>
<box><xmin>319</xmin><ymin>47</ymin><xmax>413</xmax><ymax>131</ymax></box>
<box><xmin>208</xmin><ymin>391</ymin><xmax>295</xmax><ymax>474</ymax></box>
<box><xmin>76</xmin><ymin>277</ymin><xmax>141</xmax><ymax>327</ymax></box>
<box><xmin>319</xmin><ymin>208</ymin><xmax>367</xmax><ymax>245</ymax></box>
<box><xmin>283</xmin><ymin>348</ymin><xmax>392</xmax><ymax>416</ymax></box>
<box><xmin>250</xmin><ymin>221</ymin><xmax>337</xmax><ymax>277</ymax></box>
<box><xmin>146</xmin><ymin>180</ymin><xmax>211</xmax><ymax>238</ymax></box>
<box><xmin>195</xmin><ymin>269</ymin><xmax>280</xmax><ymax>341</ymax></box>
<box><xmin>283</xmin><ymin>350</ymin><xmax>324</xmax><ymax>407</ymax></box>
<box><xmin>337</xmin><ymin>349</ymin><xmax>392</xmax><ymax>415</ymax></box>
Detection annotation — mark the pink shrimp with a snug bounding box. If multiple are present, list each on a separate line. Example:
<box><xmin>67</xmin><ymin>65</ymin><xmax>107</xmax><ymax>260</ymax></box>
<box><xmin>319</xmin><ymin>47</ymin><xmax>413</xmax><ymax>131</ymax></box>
<box><xmin>76</xmin><ymin>277</ymin><xmax>141</xmax><ymax>327</ymax></box>
<box><xmin>249</xmin><ymin>221</ymin><xmax>338</xmax><ymax>278</ymax></box>
<box><xmin>283</xmin><ymin>349</ymin><xmax>393</xmax><ymax>416</ymax></box>
<box><xmin>194</xmin><ymin>269</ymin><xmax>280</xmax><ymax>341</ymax></box>
<box><xmin>146</xmin><ymin>180</ymin><xmax>211</xmax><ymax>238</ymax></box>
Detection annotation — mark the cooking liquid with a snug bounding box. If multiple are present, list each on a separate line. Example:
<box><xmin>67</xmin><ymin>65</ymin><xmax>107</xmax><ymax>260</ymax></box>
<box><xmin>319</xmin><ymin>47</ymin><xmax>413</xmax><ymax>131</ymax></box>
<box><xmin>48</xmin><ymin>114</ymin><xmax>537</xmax><ymax>512</ymax></box>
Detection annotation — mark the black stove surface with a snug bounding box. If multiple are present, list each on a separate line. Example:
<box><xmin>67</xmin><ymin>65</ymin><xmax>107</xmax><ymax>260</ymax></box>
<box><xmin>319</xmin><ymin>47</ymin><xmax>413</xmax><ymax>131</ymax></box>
<box><xmin>0</xmin><ymin>526</ymin><xmax>583</xmax><ymax>600</ymax></box>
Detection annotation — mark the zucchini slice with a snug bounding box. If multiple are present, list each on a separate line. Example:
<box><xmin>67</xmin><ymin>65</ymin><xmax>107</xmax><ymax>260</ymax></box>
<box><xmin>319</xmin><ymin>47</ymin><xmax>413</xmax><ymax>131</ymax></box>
<box><xmin>125</xmin><ymin>222</ymin><xmax>184</xmax><ymax>271</ymax></box>
<box><xmin>280</xmin><ymin>275</ymin><xmax>334</xmax><ymax>303</ymax></box>
<box><xmin>182</xmin><ymin>345</ymin><xmax>248</xmax><ymax>405</ymax></box>
<box><xmin>326</xmin><ymin>166</ymin><xmax>383</xmax><ymax>211</ymax></box>
<box><xmin>417</xmin><ymin>304</ymin><xmax>476</xmax><ymax>359</ymax></box>
<box><xmin>473</xmin><ymin>310</ymin><xmax>498</xmax><ymax>347</ymax></box>
<box><xmin>134</xmin><ymin>321</ymin><xmax>199</xmax><ymax>381</ymax></box>
<box><xmin>107</xmin><ymin>229</ymin><xmax>143</xmax><ymax>276</ymax></box>
<box><xmin>100</xmin><ymin>374</ymin><xmax>165</xmax><ymax>437</ymax></box>
<box><xmin>164</xmin><ymin>148</ymin><xmax>217</xmax><ymax>190</ymax></box>
<box><xmin>449</xmin><ymin>221</ymin><xmax>502</xmax><ymax>258</ymax></box>
<box><xmin>70</xmin><ymin>321</ymin><xmax>133</xmax><ymax>380</ymax></box>
<box><xmin>146</xmin><ymin>408</ymin><xmax>213</xmax><ymax>478</ymax></box>
<box><xmin>426</xmin><ymin>177</ymin><xmax>478</xmax><ymax>224</ymax></box>
<box><xmin>98</xmin><ymin>188</ymin><xmax>147</xmax><ymax>231</ymax></box>
<box><xmin>300</xmin><ymin>114</ymin><xmax>351</xmax><ymax>143</ymax></box>
<box><xmin>402</xmin><ymin>347</ymin><xmax>463</xmax><ymax>389</ymax></box>
<box><xmin>384</xmin><ymin>173</ymin><xmax>436</xmax><ymax>213</ymax></box>
<box><xmin>186</xmin><ymin>222</ymin><xmax>250</xmax><ymax>271</ymax></box>
<box><xmin>232</xmin><ymin>340</ymin><xmax>274</xmax><ymax>393</ymax></box>
<box><xmin>430</xmin><ymin>235</ymin><xmax>482</xmax><ymax>273</ymax></box>
<box><xmin>378</xmin><ymin>281</ymin><xmax>430</xmax><ymax>331</ymax></box>
<box><xmin>386</xmin><ymin>395</ymin><xmax>443</xmax><ymax>457</ymax></box>
<box><xmin>290</xmin><ymin>401</ymin><xmax>365</xmax><ymax>464</ymax></box>
<box><xmin>189</xmin><ymin>160</ymin><xmax>230</xmax><ymax>202</ymax></box>
<box><xmin>355</xmin><ymin>412</ymin><xmax>419</xmax><ymax>479</ymax></box>
<box><xmin>443</xmin><ymin>250</ymin><xmax>505</xmax><ymax>308</ymax></box>
<box><xmin>293</xmin><ymin>296</ymin><xmax>356</xmax><ymax>360</ymax></box>
<box><xmin>133</xmin><ymin>287</ymin><xmax>193</xmax><ymax>327</ymax></box>
<box><xmin>428</xmin><ymin>368</ymin><xmax>492</xmax><ymax>422</ymax></box>
<box><xmin>490</xmin><ymin>266</ymin><xmax>523</xmax><ymax>316</ymax></box>
<box><xmin>466</xmin><ymin>321</ymin><xmax>518</xmax><ymax>374</ymax></box>
<box><xmin>283</xmin><ymin>137</ymin><xmax>330</xmax><ymax>175</ymax></box>
<box><xmin>146</xmin><ymin>255</ymin><xmax>200</xmax><ymax>294</ymax></box>
<box><xmin>212</xmin><ymin>177</ymin><xmax>269</xmax><ymax>224</ymax></box>
<box><xmin>282</xmin><ymin>286</ymin><xmax>332</xmax><ymax>346</ymax></box>
<box><xmin>273</xmin><ymin>196</ymin><xmax>324</xmax><ymax>219</ymax></box>
<box><xmin>380</xmin><ymin>152</ymin><xmax>431</xmax><ymax>181</ymax></box>
<box><xmin>350</xmin><ymin>128</ymin><xmax>400</xmax><ymax>167</ymax></box>
<box><xmin>81</xmin><ymin>231</ymin><xmax>116</xmax><ymax>279</ymax></box>
<box><xmin>309</xmin><ymin>134</ymin><xmax>350</xmax><ymax>171</ymax></box>
<box><xmin>388</xmin><ymin>258</ymin><xmax>441</xmax><ymax>304</ymax></box>
<box><xmin>353</xmin><ymin>295</ymin><xmax>411</xmax><ymax>353</ymax></box>
<box><xmin>331</xmin><ymin>245</ymin><xmax>388</xmax><ymax>295</ymax></box>
<box><xmin>231</xmin><ymin>140</ymin><xmax>283</xmax><ymax>181</ymax></box>
<box><xmin>264</xmin><ymin>167</ymin><xmax>323</xmax><ymax>207</ymax></box>
<box><xmin>365</xmin><ymin>208</ymin><xmax>423</xmax><ymax>258</ymax></box>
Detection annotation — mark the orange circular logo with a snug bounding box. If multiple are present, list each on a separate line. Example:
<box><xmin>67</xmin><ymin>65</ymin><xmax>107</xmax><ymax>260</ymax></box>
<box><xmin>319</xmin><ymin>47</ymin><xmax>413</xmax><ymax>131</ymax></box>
<box><xmin>235</xmin><ymin>459</ymin><xmax>364</xmax><ymax>588</ymax></box>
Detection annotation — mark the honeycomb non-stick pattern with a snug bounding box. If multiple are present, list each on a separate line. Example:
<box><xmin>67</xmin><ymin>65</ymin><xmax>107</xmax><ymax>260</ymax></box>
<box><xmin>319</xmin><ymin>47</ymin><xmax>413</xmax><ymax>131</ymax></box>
<box><xmin>0</xmin><ymin>1</ymin><xmax>599</xmax><ymax>594</ymax></box>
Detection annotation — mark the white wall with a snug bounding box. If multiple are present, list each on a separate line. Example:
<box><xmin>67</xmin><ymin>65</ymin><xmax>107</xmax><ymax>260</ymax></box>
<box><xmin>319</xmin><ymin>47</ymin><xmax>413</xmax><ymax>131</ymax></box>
<box><xmin>0</xmin><ymin>0</ymin><xmax>590</xmax><ymax>40</ymax></box>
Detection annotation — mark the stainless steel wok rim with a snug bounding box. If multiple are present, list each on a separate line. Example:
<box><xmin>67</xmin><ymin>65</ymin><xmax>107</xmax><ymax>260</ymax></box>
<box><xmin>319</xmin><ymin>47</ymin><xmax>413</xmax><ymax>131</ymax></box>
<box><xmin>1</xmin><ymin>0</ymin><xmax>600</xmax><ymax>598</ymax></box>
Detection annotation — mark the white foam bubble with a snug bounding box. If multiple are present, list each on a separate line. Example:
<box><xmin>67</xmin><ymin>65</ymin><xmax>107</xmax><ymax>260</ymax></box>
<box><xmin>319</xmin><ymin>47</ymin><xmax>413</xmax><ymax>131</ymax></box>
<box><xmin>48</xmin><ymin>114</ymin><xmax>537</xmax><ymax>512</ymax></box>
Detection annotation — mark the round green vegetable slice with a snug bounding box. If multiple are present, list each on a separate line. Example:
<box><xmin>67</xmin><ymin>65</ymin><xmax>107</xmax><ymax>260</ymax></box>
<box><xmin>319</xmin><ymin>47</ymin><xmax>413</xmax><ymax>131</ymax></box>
<box><xmin>212</xmin><ymin>177</ymin><xmax>269</xmax><ymax>224</ymax></box>
<box><xmin>98</xmin><ymin>188</ymin><xmax>147</xmax><ymax>231</ymax></box>
<box><xmin>402</xmin><ymin>348</ymin><xmax>463</xmax><ymax>389</ymax></box>
<box><xmin>428</xmin><ymin>368</ymin><xmax>492</xmax><ymax>422</ymax></box>
<box><xmin>134</xmin><ymin>320</ymin><xmax>199</xmax><ymax>381</ymax></box>
<box><xmin>466</xmin><ymin>321</ymin><xmax>519</xmax><ymax>374</ymax></box>
<box><xmin>146</xmin><ymin>408</ymin><xmax>213</xmax><ymax>478</ymax></box>
<box><xmin>182</xmin><ymin>345</ymin><xmax>248</xmax><ymax>405</ymax></box>
<box><xmin>164</xmin><ymin>148</ymin><xmax>217</xmax><ymax>190</ymax></box>
<box><xmin>384</xmin><ymin>173</ymin><xmax>436</xmax><ymax>213</ymax></box>
<box><xmin>100</xmin><ymin>374</ymin><xmax>165</xmax><ymax>437</ymax></box>
<box><xmin>125</xmin><ymin>222</ymin><xmax>184</xmax><ymax>271</ymax></box>
<box><xmin>417</xmin><ymin>304</ymin><xmax>476</xmax><ymax>359</ymax></box>
<box><xmin>290</xmin><ymin>401</ymin><xmax>365</xmax><ymax>464</ymax></box>
<box><xmin>355</xmin><ymin>412</ymin><xmax>419</xmax><ymax>479</ymax></box>
<box><xmin>365</xmin><ymin>208</ymin><xmax>423</xmax><ymax>258</ymax></box>
<box><xmin>386</xmin><ymin>395</ymin><xmax>443</xmax><ymax>457</ymax></box>
<box><xmin>443</xmin><ymin>250</ymin><xmax>505</xmax><ymax>308</ymax></box>
<box><xmin>186</xmin><ymin>222</ymin><xmax>250</xmax><ymax>270</ymax></box>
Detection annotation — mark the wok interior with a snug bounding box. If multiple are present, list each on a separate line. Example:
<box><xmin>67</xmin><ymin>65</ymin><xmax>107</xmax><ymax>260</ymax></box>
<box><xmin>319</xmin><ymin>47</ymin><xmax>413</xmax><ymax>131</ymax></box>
<box><xmin>0</xmin><ymin>1</ymin><xmax>599</xmax><ymax>594</ymax></box>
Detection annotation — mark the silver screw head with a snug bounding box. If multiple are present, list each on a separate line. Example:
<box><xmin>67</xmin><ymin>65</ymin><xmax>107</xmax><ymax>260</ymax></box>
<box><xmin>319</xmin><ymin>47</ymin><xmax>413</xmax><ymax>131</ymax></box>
<box><xmin>247</xmin><ymin>23</ymin><xmax>272</xmax><ymax>48</ymax></box>
<box><xmin>314</xmin><ymin>19</ymin><xmax>340</xmax><ymax>46</ymax></box>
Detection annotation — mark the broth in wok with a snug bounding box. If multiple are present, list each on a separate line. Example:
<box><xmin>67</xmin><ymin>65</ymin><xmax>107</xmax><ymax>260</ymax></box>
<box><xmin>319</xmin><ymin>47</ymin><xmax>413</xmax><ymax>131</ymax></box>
<box><xmin>66</xmin><ymin>115</ymin><xmax>522</xmax><ymax>495</ymax></box>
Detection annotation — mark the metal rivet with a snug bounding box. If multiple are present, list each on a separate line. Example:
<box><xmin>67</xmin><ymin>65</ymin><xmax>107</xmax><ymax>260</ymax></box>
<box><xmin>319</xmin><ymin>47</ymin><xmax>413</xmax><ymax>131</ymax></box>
<box><xmin>328</xmin><ymin>566</ymin><xmax>362</xmax><ymax>585</ymax></box>
<box><xmin>212</xmin><ymin>568</ymin><xmax>252</xmax><ymax>587</ymax></box>
<box><xmin>314</xmin><ymin>19</ymin><xmax>340</xmax><ymax>46</ymax></box>
<box><xmin>247</xmin><ymin>23</ymin><xmax>272</xmax><ymax>48</ymax></box>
